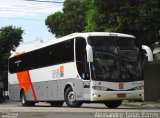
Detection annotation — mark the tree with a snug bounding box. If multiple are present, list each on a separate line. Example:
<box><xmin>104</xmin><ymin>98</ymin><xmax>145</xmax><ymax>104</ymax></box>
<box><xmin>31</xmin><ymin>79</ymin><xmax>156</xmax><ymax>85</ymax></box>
<box><xmin>85</xmin><ymin>0</ymin><xmax>106</xmax><ymax>32</ymax></box>
<box><xmin>46</xmin><ymin>0</ymin><xmax>160</xmax><ymax>47</ymax></box>
<box><xmin>0</xmin><ymin>25</ymin><xmax>23</xmax><ymax>70</ymax></box>
<box><xmin>0</xmin><ymin>26</ymin><xmax>23</xmax><ymax>52</ymax></box>
<box><xmin>45</xmin><ymin>0</ymin><xmax>87</xmax><ymax>38</ymax></box>
<box><xmin>45</xmin><ymin>12</ymin><xmax>64</xmax><ymax>37</ymax></box>
<box><xmin>135</xmin><ymin>0</ymin><xmax>160</xmax><ymax>47</ymax></box>
<box><xmin>85</xmin><ymin>0</ymin><xmax>160</xmax><ymax>47</ymax></box>
<box><xmin>0</xmin><ymin>26</ymin><xmax>23</xmax><ymax>90</ymax></box>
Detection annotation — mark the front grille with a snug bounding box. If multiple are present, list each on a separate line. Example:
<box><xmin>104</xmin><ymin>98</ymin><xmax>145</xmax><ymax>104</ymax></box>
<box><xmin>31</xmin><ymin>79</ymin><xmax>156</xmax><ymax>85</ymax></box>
<box><xmin>107</xmin><ymin>88</ymin><xmax>135</xmax><ymax>91</ymax></box>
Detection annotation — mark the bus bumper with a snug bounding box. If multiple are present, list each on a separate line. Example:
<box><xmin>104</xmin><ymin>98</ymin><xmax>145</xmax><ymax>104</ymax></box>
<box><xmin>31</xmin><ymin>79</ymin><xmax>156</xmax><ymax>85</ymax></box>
<box><xmin>91</xmin><ymin>90</ymin><xmax>143</xmax><ymax>101</ymax></box>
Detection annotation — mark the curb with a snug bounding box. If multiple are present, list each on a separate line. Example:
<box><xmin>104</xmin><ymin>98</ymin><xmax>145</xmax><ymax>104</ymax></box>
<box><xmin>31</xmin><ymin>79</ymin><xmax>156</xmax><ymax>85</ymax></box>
<box><xmin>122</xmin><ymin>101</ymin><xmax>160</xmax><ymax>108</ymax></box>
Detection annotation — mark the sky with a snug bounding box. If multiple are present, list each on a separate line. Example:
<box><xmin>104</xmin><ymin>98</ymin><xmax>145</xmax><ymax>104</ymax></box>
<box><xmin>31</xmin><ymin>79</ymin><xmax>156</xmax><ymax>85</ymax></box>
<box><xmin>0</xmin><ymin>0</ymin><xmax>64</xmax><ymax>42</ymax></box>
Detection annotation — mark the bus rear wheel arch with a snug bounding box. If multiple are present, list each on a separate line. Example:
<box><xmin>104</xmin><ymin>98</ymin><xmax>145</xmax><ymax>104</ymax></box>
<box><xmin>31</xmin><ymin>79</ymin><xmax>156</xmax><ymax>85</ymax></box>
<box><xmin>20</xmin><ymin>89</ymin><xmax>35</xmax><ymax>106</ymax></box>
<box><xmin>104</xmin><ymin>100</ymin><xmax>122</xmax><ymax>109</ymax></box>
<box><xmin>64</xmin><ymin>87</ymin><xmax>82</xmax><ymax>108</ymax></box>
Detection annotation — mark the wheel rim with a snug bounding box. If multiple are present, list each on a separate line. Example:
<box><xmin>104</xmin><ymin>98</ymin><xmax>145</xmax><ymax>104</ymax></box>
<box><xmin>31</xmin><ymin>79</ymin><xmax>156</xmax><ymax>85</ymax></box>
<box><xmin>21</xmin><ymin>93</ymin><xmax>26</xmax><ymax>104</ymax></box>
<box><xmin>68</xmin><ymin>92</ymin><xmax>75</xmax><ymax>103</ymax></box>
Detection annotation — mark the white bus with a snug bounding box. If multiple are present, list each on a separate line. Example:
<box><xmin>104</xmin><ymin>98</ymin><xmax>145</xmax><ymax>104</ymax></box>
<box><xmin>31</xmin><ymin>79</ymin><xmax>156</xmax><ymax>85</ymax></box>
<box><xmin>8</xmin><ymin>32</ymin><xmax>153</xmax><ymax>108</ymax></box>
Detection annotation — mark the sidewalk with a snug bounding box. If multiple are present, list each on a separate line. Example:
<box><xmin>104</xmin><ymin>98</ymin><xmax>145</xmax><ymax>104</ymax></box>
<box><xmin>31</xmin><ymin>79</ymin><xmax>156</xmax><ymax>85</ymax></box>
<box><xmin>122</xmin><ymin>100</ymin><xmax>160</xmax><ymax>108</ymax></box>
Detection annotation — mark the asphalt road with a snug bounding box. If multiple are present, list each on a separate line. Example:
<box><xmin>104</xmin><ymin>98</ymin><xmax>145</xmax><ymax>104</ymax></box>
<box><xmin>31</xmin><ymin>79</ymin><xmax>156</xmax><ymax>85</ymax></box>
<box><xmin>0</xmin><ymin>101</ymin><xmax>159</xmax><ymax>118</ymax></box>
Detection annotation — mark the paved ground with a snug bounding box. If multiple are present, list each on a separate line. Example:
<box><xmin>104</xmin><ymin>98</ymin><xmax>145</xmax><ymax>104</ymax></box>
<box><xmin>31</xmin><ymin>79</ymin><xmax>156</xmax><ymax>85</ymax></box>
<box><xmin>0</xmin><ymin>101</ymin><xmax>159</xmax><ymax>118</ymax></box>
<box><xmin>122</xmin><ymin>100</ymin><xmax>160</xmax><ymax>108</ymax></box>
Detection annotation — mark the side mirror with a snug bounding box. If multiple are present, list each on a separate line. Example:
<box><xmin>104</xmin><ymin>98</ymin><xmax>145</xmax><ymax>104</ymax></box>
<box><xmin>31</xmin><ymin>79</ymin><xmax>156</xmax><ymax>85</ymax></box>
<box><xmin>86</xmin><ymin>45</ymin><xmax>93</xmax><ymax>62</ymax></box>
<box><xmin>142</xmin><ymin>45</ymin><xmax>153</xmax><ymax>62</ymax></box>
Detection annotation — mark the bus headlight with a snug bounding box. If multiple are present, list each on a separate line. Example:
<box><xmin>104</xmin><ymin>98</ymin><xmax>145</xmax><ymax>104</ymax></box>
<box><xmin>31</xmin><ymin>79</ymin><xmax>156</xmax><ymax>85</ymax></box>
<box><xmin>134</xmin><ymin>86</ymin><xmax>143</xmax><ymax>90</ymax></box>
<box><xmin>92</xmin><ymin>86</ymin><xmax>108</xmax><ymax>91</ymax></box>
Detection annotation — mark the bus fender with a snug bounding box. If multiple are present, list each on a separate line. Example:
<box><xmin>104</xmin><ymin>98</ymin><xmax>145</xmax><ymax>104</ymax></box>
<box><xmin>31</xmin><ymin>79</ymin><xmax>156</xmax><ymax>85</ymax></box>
<box><xmin>64</xmin><ymin>82</ymin><xmax>75</xmax><ymax>94</ymax></box>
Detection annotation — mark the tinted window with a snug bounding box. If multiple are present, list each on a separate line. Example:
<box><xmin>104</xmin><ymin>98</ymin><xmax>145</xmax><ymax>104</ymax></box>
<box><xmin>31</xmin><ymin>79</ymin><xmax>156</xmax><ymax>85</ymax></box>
<box><xmin>9</xmin><ymin>53</ymin><xmax>29</xmax><ymax>73</ymax></box>
<box><xmin>50</xmin><ymin>42</ymin><xmax>63</xmax><ymax>65</ymax></box>
<box><xmin>39</xmin><ymin>45</ymin><xmax>52</xmax><ymax>67</ymax></box>
<box><xmin>9</xmin><ymin>39</ymin><xmax>75</xmax><ymax>73</ymax></box>
<box><xmin>75</xmin><ymin>37</ymin><xmax>89</xmax><ymax>80</ymax></box>
<box><xmin>62</xmin><ymin>39</ymin><xmax>74</xmax><ymax>63</ymax></box>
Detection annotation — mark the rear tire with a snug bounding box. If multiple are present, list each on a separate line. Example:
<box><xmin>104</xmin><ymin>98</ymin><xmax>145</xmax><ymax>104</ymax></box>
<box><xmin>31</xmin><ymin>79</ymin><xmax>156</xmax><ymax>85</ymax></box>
<box><xmin>65</xmin><ymin>87</ymin><xmax>82</xmax><ymax>108</ymax></box>
<box><xmin>0</xmin><ymin>89</ymin><xmax>4</xmax><ymax>103</ymax></box>
<box><xmin>50</xmin><ymin>101</ymin><xmax>64</xmax><ymax>107</ymax></box>
<box><xmin>104</xmin><ymin>100</ymin><xmax>122</xmax><ymax>109</ymax></box>
<box><xmin>20</xmin><ymin>90</ymin><xmax>35</xmax><ymax>106</ymax></box>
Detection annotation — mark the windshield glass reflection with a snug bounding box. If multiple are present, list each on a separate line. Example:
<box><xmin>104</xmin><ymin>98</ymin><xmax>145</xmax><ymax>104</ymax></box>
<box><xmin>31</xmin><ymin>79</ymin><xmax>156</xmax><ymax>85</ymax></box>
<box><xmin>88</xmin><ymin>36</ymin><xmax>142</xmax><ymax>82</ymax></box>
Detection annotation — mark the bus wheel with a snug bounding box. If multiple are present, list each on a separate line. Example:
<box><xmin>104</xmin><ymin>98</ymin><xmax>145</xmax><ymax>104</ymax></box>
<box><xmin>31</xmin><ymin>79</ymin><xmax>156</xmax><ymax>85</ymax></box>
<box><xmin>20</xmin><ymin>90</ymin><xmax>35</xmax><ymax>106</ymax></box>
<box><xmin>0</xmin><ymin>89</ymin><xmax>3</xmax><ymax>103</ymax></box>
<box><xmin>104</xmin><ymin>100</ymin><xmax>122</xmax><ymax>109</ymax></box>
<box><xmin>65</xmin><ymin>87</ymin><xmax>82</xmax><ymax>108</ymax></box>
<box><xmin>50</xmin><ymin>101</ymin><xmax>64</xmax><ymax>107</ymax></box>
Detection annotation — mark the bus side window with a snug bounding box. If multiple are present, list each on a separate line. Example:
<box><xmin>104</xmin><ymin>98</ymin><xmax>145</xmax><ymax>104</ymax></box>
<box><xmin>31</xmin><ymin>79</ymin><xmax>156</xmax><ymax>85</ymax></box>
<box><xmin>39</xmin><ymin>46</ymin><xmax>52</xmax><ymax>68</ymax></box>
<box><xmin>63</xmin><ymin>39</ymin><xmax>74</xmax><ymax>63</ymax></box>
<box><xmin>76</xmin><ymin>37</ymin><xmax>90</xmax><ymax>80</ymax></box>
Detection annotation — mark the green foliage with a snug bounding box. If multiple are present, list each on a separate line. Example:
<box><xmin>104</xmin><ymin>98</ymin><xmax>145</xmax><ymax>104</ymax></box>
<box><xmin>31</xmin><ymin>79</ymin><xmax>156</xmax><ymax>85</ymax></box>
<box><xmin>136</xmin><ymin>0</ymin><xmax>160</xmax><ymax>47</ymax></box>
<box><xmin>93</xmin><ymin>0</ymin><xmax>160</xmax><ymax>47</ymax></box>
<box><xmin>85</xmin><ymin>0</ymin><xmax>106</xmax><ymax>32</ymax></box>
<box><xmin>84</xmin><ymin>0</ymin><xmax>97</xmax><ymax>32</ymax></box>
<box><xmin>0</xmin><ymin>25</ymin><xmax>23</xmax><ymax>74</ymax></box>
<box><xmin>0</xmin><ymin>26</ymin><xmax>23</xmax><ymax>52</ymax></box>
<box><xmin>45</xmin><ymin>12</ymin><xmax>64</xmax><ymax>37</ymax></box>
<box><xmin>45</xmin><ymin>0</ymin><xmax>87</xmax><ymax>37</ymax></box>
<box><xmin>45</xmin><ymin>0</ymin><xmax>160</xmax><ymax>47</ymax></box>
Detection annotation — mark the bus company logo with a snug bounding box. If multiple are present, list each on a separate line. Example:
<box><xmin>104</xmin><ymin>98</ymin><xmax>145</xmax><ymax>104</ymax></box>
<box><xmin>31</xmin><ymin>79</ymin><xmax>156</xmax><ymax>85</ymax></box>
<box><xmin>52</xmin><ymin>66</ymin><xmax>64</xmax><ymax>79</ymax></box>
<box><xmin>119</xmin><ymin>83</ymin><xmax>124</xmax><ymax>89</ymax></box>
<box><xmin>60</xmin><ymin>66</ymin><xmax>64</xmax><ymax>77</ymax></box>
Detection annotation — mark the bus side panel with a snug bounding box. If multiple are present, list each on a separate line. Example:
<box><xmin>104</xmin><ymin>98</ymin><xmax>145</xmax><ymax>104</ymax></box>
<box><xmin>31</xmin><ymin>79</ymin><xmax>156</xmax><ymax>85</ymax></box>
<box><xmin>82</xmin><ymin>80</ymin><xmax>91</xmax><ymax>101</ymax></box>
<box><xmin>9</xmin><ymin>84</ymin><xmax>20</xmax><ymax>101</ymax></box>
<box><xmin>9</xmin><ymin>74</ymin><xmax>35</xmax><ymax>101</ymax></box>
<box><xmin>28</xmin><ymin>80</ymin><xmax>60</xmax><ymax>101</ymax></box>
<box><xmin>8</xmin><ymin>73</ymin><xmax>20</xmax><ymax>101</ymax></box>
<box><xmin>46</xmin><ymin>80</ymin><xmax>59</xmax><ymax>101</ymax></box>
<box><xmin>24</xmin><ymin>87</ymin><xmax>34</xmax><ymax>101</ymax></box>
<box><xmin>60</xmin><ymin>78</ymin><xmax>83</xmax><ymax>101</ymax></box>
<box><xmin>32</xmin><ymin>82</ymin><xmax>47</xmax><ymax>101</ymax></box>
<box><xmin>28</xmin><ymin>62</ymin><xmax>80</xmax><ymax>101</ymax></box>
<box><xmin>9</xmin><ymin>62</ymin><xmax>82</xmax><ymax>102</ymax></box>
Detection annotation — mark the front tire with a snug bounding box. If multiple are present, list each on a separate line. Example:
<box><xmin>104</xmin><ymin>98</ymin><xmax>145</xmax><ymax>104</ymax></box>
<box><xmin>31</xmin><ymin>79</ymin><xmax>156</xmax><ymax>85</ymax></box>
<box><xmin>0</xmin><ymin>89</ymin><xmax>4</xmax><ymax>103</ymax></box>
<box><xmin>50</xmin><ymin>101</ymin><xmax>64</xmax><ymax>107</ymax></box>
<box><xmin>65</xmin><ymin>87</ymin><xmax>82</xmax><ymax>108</ymax></box>
<box><xmin>104</xmin><ymin>100</ymin><xmax>122</xmax><ymax>109</ymax></box>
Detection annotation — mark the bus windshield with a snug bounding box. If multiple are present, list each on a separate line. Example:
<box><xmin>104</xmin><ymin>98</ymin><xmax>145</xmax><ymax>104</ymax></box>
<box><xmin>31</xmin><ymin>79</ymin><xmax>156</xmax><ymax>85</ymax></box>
<box><xmin>88</xmin><ymin>36</ymin><xmax>143</xmax><ymax>82</ymax></box>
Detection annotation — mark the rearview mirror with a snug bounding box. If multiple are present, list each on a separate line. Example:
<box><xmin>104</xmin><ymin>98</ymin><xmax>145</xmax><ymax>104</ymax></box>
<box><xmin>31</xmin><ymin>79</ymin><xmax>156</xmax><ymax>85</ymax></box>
<box><xmin>86</xmin><ymin>45</ymin><xmax>93</xmax><ymax>62</ymax></box>
<box><xmin>142</xmin><ymin>45</ymin><xmax>153</xmax><ymax>62</ymax></box>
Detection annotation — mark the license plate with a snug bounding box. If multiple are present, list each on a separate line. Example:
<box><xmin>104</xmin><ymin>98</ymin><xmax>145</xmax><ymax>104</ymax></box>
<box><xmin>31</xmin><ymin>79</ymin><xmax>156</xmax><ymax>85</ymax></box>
<box><xmin>117</xmin><ymin>93</ymin><xmax>126</xmax><ymax>97</ymax></box>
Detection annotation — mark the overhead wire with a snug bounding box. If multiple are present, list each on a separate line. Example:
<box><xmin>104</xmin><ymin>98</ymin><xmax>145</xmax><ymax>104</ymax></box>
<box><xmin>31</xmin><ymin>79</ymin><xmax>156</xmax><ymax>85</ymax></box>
<box><xmin>0</xmin><ymin>10</ymin><xmax>49</xmax><ymax>14</ymax></box>
<box><xmin>0</xmin><ymin>0</ymin><xmax>64</xmax><ymax>21</ymax></box>
<box><xmin>0</xmin><ymin>0</ymin><xmax>64</xmax><ymax>11</ymax></box>
<box><xmin>0</xmin><ymin>4</ymin><xmax>61</xmax><ymax>13</ymax></box>
<box><xmin>0</xmin><ymin>16</ymin><xmax>43</xmax><ymax>21</ymax></box>
<box><xmin>0</xmin><ymin>1</ymin><xmax>62</xmax><ymax>10</ymax></box>
<box><xmin>23</xmin><ymin>0</ymin><xmax>64</xmax><ymax>3</ymax></box>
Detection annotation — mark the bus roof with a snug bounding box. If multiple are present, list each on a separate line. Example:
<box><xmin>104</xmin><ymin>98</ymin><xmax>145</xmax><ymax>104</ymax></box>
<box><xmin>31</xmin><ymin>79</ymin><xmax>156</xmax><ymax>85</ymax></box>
<box><xmin>10</xmin><ymin>32</ymin><xmax>135</xmax><ymax>57</ymax></box>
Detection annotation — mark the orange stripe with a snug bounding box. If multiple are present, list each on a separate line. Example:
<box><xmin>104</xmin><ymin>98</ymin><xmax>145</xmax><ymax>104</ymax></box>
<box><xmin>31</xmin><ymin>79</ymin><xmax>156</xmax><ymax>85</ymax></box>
<box><xmin>26</xmin><ymin>71</ymin><xmax>37</xmax><ymax>101</ymax></box>
<box><xmin>14</xmin><ymin>52</ymin><xmax>26</xmax><ymax>57</ymax></box>
<box><xmin>17</xmin><ymin>71</ymin><xmax>37</xmax><ymax>101</ymax></box>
